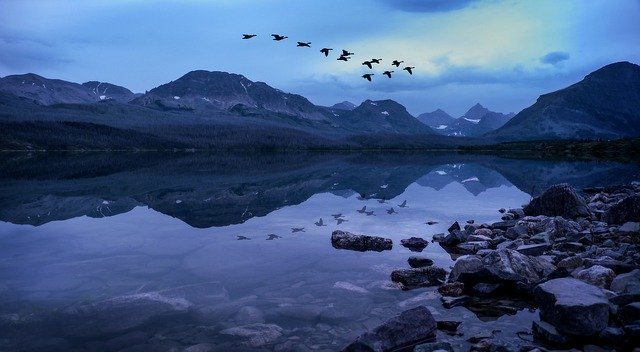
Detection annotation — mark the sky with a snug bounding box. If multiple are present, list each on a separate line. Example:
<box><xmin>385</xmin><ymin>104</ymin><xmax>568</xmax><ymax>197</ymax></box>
<box><xmin>1</xmin><ymin>0</ymin><xmax>639</xmax><ymax>116</ymax></box>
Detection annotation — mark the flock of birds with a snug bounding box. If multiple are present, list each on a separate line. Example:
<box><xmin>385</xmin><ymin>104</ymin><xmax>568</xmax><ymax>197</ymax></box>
<box><xmin>242</xmin><ymin>33</ymin><xmax>416</xmax><ymax>82</ymax></box>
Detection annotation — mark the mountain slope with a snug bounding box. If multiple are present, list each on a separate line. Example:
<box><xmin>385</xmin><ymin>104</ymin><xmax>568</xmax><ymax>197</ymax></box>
<box><xmin>416</xmin><ymin>109</ymin><xmax>455</xmax><ymax>131</ymax></box>
<box><xmin>0</xmin><ymin>73</ymin><xmax>98</xmax><ymax>105</ymax></box>
<box><xmin>131</xmin><ymin>70</ymin><xmax>332</xmax><ymax>121</ymax></box>
<box><xmin>488</xmin><ymin>61</ymin><xmax>640</xmax><ymax>140</ymax></box>
<box><xmin>338</xmin><ymin>99</ymin><xmax>437</xmax><ymax>135</ymax></box>
<box><xmin>443</xmin><ymin>104</ymin><xmax>513</xmax><ymax>137</ymax></box>
<box><xmin>82</xmin><ymin>81</ymin><xmax>137</xmax><ymax>103</ymax></box>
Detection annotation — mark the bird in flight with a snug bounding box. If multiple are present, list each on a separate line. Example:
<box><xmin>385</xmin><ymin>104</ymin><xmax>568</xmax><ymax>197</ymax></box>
<box><xmin>392</xmin><ymin>60</ymin><xmax>404</xmax><ymax>67</ymax></box>
<box><xmin>398</xmin><ymin>200</ymin><xmax>407</xmax><ymax>208</ymax></box>
<box><xmin>237</xmin><ymin>235</ymin><xmax>251</xmax><ymax>240</ymax></box>
<box><xmin>383</xmin><ymin>70</ymin><xmax>394</xmax><ymax>78</ymax></box>
<box><xmin>403</xmin><ymin>66</ymin><xmax>416</xmax><ymax>75</ymax></box>
<box><xmin>357</xmin><ymin>206</ymin><xmax>367</xmax><ymax>213</ymax></box>
<box><xmin>386</xmin><ymin>207</ymin><xmax>397</xmax><ymax>214</ymax></box>
<box><xmin>337</xmin><ymin>218</ymin><xmax>348</xmax><ymax>225</ymax></box>
<box><xmin>242</xmin><ymin>34</ymin><xmax>257</xmax><ymax>39</ymax></box>
<box><xmin>425</xmin><ymin>221</ymin><xmax>438</xmax><ymax>225</ymax></box>
<box><xmin>271</xmin><ymin>34</ymin><xmax>288</xmax><ymax>41</ymax></box>
<box><xmin>365</xmin><ymin>210</ymin><xmax>375</xmax><ymax>216</ymax></box>
<box><xmin>362</xmin><ymin>73</ymin><xmax>374</xmax><ymax>81</ymax></box>
<box><xmin>341</xmin><ymin>49</ymin><xmax>354</xmax><ymax>57</ymax></box>
<box><xmin>370</xmin><ymin>58</ymin><xmax>382</xmax><ymax>64</ymax></box>
<box><xmin>315</xmin><ymin>218</ymin><xmax>326</xmax><ymax>226</ymax></box>
<box><xmin>297</xmin><ymin>42</ymin><xmax>311</xmax><ymax>47</ymax></box>
<box><xmin>362</xmin><ymin>61</ymin><xmax>373</xmax><ymax>69</ymax></box>
<box><xmin>320</xmin><ymin>48</ymin><xmax>333</xmax><ymax>57</ymax></box>
<box><xmin>337</xmin><ymin>55</ymin><xmax>350</xmax><ymax>62</ymax></box>
<box><xmin>291</xmin><ymin>227</ymin><xmax>305</xmax><ymax>233</ymax></box>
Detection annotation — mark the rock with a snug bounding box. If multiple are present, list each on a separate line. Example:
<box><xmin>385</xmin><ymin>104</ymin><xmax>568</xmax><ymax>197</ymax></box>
<box><xmin>331</xmin><ymin>230</ymin><xmax>392</xmax><ymax>252</ymax></box>
<box><xmin>584</xmin><ymin>257</ymin><xmax>637</xmax><ymax>274</ymax></box>
<box><xmin>557</xmin><ymin>256</ymin><xmax>583</xmax><ymax>271</ymax></box>
<box><xmin>473</xmin><ymin>228</ymin><xmax>494</xmax><ymax>238</ymax></box>
<box><xmin>441</xmin><ymin>295</ymin><xmax>471</xmax><ymax>309</ymax></box>
<box><xmin>576</xmin><ymin>265</ymin><xmax>616</xmax><ymax>289</ymax></box>
<box><xmin>598</xmin><ymin>326</ymin><xmax>625</xmax><ymax>345</ymax></box>
<box><xmin>619</xmin><ymin>221</ymin><xmax>640</xmax><ymax>233</ymax></box>
<box><xmin>440</xmin><ymin>230</ymin><xmax>467</xmax><ymax>246</ymax></box>
<box><xmin>106</xmin><ymin>331</ymin><xmax>149</xmax><ymax>351</ymax></box>
<box><xmin>448</xmin><ymin>221</ymin><xmax>461</xmax><ymax>233</ymax></box>
<box><xmin>408</xmin><ymin>256</ymin><xmax>434</xmax><ymax>268</ymax></box>
<box><xmin>342</xmin><ymin>306</ymin><xmax>436</xmax><ymax>352</ymax></box>
<box><xmin>620</xmin><ymin>302</ymin><xmax>640</xmax><ymax>325</ymax></box>
<box><xmin>490</xmin><ymin>220</ymin><xmax>518</xmax><ymax>230</ymax></box>
<box><xmin>220</xmin><ymin>323</ymin><xmax>283</xmax><ymax>348</ymax></box>
<box><xmin>468</xmin><ymin>234</ymin><xmax>492</xmax><ymax>242</ymax></box>
<box><xmin>606</xmin><ymin>195</ymin><xmax>640</xmax><ymax>224</ymax></box>
<box><xmin>623</xmin><ymin>322</ymin><xmax>640</xmax><ymax>345</ymax></box>
<box><xmin>414</xmin><ymin>342</ymin><xmax>454</xmax><ymax>352</ymax></box>
<box><xmin>472</xmin><ymin>283</ymin><xmax>502</xmax><ymax>296</ymax></box>
<box><xmin>534</xmin><ymin>278</ymin><xmax>609</xmax><ymax>336</ymax></box>
<box><xmin>449</xmin><ymin>249</ymin><xmax>555</xmax><ymax>286</ymax></box>
<box><xmin>505</xmin><ymin>224</ymin><xmax>528</xmax><ymax>240</ymax></box>
<box><xmin>496</xmin><ymin>239</ymin><xmax>523</xmax><ymax>251</ymax></box>
<box><xmin>436</xmin><ymin>320</ymin><xmax>461</xmax><ymax>332</ymax></box>
<box><xmin>401</xmin><ymin>237</ymin><xmax>429</xmax><ymax>252</ymax></box>
<box><xmin>523</xmin><ymin>184</ymin><xmax>591</xmax><ymax>219</ymax></box>
<box><xmin>516</xmin><ymin>243</ymin><xmax>549</xmax><ymax>256</ymax></box>
<box><xmin>391</xmin><ymin>267</ymin><xmax>447</xmax><ymax>290</ymax></box>
<box><xmin>529</xmin><ymin>231</ymin><xmax>551</xmax><ymax>244</ymax></box>
<box><xmin>183</xmin><ymin>344</ymin><xmax>215</xmax><ymax>352</ymax></box>
<box><xmin>611</xmin><ymin>269</ymin><xmax>640</xmax><ymax>294</ymax></box>
<box><xmin>456</xmin><ymin>241</ymin><xmax>490</xmax><ymax>254</ymax></box>
<box><xmin>438</xmin><ymin>282</ymin><xmax>464</xmax><ymax>297</ymax></box>
<box><xmin>532</xmin><ymin>320</ymin><xmax>569</xmax><ymax>345</ymax></box>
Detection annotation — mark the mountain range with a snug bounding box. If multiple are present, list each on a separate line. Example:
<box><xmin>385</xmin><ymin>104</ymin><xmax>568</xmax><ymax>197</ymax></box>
<box><xmin>0</xmin><ymin>61</ymin><xmax>639</xmax><ymax>149</ymax></box>
<box><xmin>416</xmin><ymin>104</ymin><xmax>514</xmax><ymax>137</ymax></box>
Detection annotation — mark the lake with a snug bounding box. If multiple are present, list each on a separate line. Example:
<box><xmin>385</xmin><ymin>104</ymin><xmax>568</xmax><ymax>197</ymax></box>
<box><xmin>0</xmin><ymin>152</ymin><xmax>638</xmax><ymax>351</ymax></box>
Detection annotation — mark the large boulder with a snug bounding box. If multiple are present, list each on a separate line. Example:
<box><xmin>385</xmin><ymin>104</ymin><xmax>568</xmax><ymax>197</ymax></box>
<box><xmin>534</xmin><ymin>278</ymin><xmax>609</xmax><ymax>336</ymax></box>
<box><xmin>606</xmin><ymin>195</ymin><xmax>640</xmax><ymax>224</ymax></box>
<box><xmin>610</xmin><ymin>269</ymin><xmax>640</xmax><ymax>294</ymax></box>
<box><xmin>400</xmin><ymin>237</ymin><xmax>429</xmax><ymax>252</ymax></box>
<box><xmin>331</xmin><ymin>230</ymin><xmax>392</xmax><ymax>252</ymax></box>
<box><xmin>576</xmin><ymin>265</ymin><xmax>616</xmax><ymax>289</ymax></box>
<box><xmin>342</xmin><ymin>306</ymin><xmax>436</xmax><ymax>351</ymax></box>
<box><xmin>391</xmin><ymin>267</ymin><xmax>447</xmax><ymax>290</ymax></box>
<box><xmin>448</xmin><ymin>249</ymin><xmax>555</xmax><ymax>286</ymax></box>
<box><xmin>523</xmin><ymin>184</ymin><xmax>591</xmax><ymax>219</ymax></box>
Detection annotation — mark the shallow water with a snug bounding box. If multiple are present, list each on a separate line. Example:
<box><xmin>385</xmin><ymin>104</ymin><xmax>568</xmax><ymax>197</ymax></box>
<box><xmin>0</xmin><ymin>152</ymin><xmax>638</xmax><ymax>351</ymax></box>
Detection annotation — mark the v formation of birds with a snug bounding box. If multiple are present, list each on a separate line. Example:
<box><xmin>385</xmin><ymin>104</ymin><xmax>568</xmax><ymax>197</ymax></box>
<box><xmin>242</xmin><ymin>34</ymin><xmax>416</xmax><ymax>82</ymax></box>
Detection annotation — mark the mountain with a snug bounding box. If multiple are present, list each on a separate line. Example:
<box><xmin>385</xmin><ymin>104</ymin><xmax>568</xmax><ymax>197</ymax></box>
<box><xmin>0</xmin><ymin>73</ymin><xmax>98</xmax><ymax>105</ymax></box>
<box><xmin>337</xmin><ymin>99</ymin><xmax>437</xmax><ymax>135</ymax></box>
<box><xmin>416</xmin><ymin>109</ymin><xmax>455</xmax><ymax>131</ymax></box>
<box><xmin>442</xmin><ymin>104</ymin><xmax>514</xmax><ymax>137</ymax></box>
<box><xmin>488</xmin><ymin>61</ymin><xmax>640</xmax><ymax>141</ymax></box>
<box><xmin>82</xmin><ymin>81</ymin><xmax>137</xmax><ymax>103</ymax></box>
<box><xmin>131</xmin><ymin>70</ymin><xmax>332</xmax><ymax>121</ymax></box>
<box><xmin>330</xmin><ymin>101</ymin><xmax>357</xmax><ymax>111</ymax></box>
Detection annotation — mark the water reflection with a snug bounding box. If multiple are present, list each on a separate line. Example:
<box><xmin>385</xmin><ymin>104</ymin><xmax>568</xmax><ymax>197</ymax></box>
<box><xmin>0</xmin><ymin>152</ymin><xmax>638</xmax><ymax>351</ymax></box>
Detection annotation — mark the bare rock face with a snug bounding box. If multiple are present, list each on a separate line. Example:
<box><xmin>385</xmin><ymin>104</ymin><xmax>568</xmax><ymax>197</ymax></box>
<box><xmin>523</xmin><ymin>184</ymin><xmax>591</xmax><ymax>219</ymax></box>
<box><xmin>342</xmin><ymin>306</ymin><xmax>436</xmax><ymax>352</ymax></box>
<box><xmin>606</xmin><ymin>195</ymin><xmax>640</xmax><ymax>224</ymax></box>
<box><xmin>391</xmin><ymin>267</ymin><xmax>447</xmax><ymax>290</ymax></box>
<box><xmin>534</xmin><ymin>278</ymin><xmax>609</xmax><ymax>336</ymax></box>
<box><xmin>331</xmin><ymin>230</ymin><xmax>392</xmax><ymax>252</ymax></box>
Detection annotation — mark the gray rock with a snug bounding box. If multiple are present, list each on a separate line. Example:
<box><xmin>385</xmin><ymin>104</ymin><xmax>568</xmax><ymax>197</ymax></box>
<box><xmin>524</xmin><ymin>184</ymin><xmax>591</xmax><ymax>219</ymax></box>
<box><xmin>448</xmin><ymin>221</ymin><xmax>461</xmax><ymax>233</ymax></box>
<box><xmin>472</xmin><ymin>283</ymin><xmax>502</xmax><ymax>296</ymax></box>
<box><xmin>529</xmin><ymin>231</ymin><xmax>551</xmax><ymax>244</ymax></box>
<box><xmin>441</xmin><ymin>295</ymin><xmax>471</xmax><ymax>309</ymax></box>
<box><xmin>391</xmin><ymin>267</ymin><xmax>447</xmax><ymax>290</ymax></box>
<box><xmin>496</xmin><ymin>239</ymin><xmax>523</xmax><ymax>250</ymax></box>
<box><xmin>331</xmin><ymin>230</ymin><xmax>392</xmax><ymax>252</ymax></box>
<box><xmin>620</xmin><ymin>302</ymin><xmax>640</xmax><ymax>325</ymax></box>
<box><xmin>448</xmin><ymin>255</ymin><xmax>483</xmax><ymax>283</ymax></box>
<box><xmin>584</xmin><ymin>257</ymin><xmax>637</xmax><ymax>274</ymax></box>
<box><xmin>401</xmin><ymin>237</ymin><xmax>429</xmax><ymax>252</ymax></box>
<box><xmin>342</xmin><ymin>306</ymin><xmax>436</xmax><ymax>352</ymax></box>
<box><xmin>473</xmin><ymin>228</ymin><xmax>494</xmax><ymax>238</ymax></box>
<box><xmin>408</xmin><ymin>256</ymin><xmax>434</xmax><ymax>268</ymax></box>
<box><xmin>220</xmin><ymin>323</ymin><xmax>283</xmax><ymax>348</ymax></box>
<box><xmin>414</xmin><ymin>342</ymin><xmax>454</xmax><ymax>352</ymax></box>
<box><xmin>557</xmin><ymin>256</ymin><xmax>583</xmax><ymax>271</ymax></box>
<box><xmin>438</xmin><ymin>282</ymin><xmax>465</xmax><ymax>297</ymax></box>
<box><xmin>534</xmin><ymin>278</ymin><xmax>609</xmax><ymax>336</ymax></box>
<box><xmin>606</xmin><ymin>195</ymin><xmax>640</xmax><ymax>224</ymax></box>
<box><xmin>598</xmin><ymin>326</ymin><xmax>625</xmax><ymax>345</ymax></box>
<box><xmin>505</xmin><ymin>224</ymin><xmax>529</xmax><ymax>240</ymax></box>
<box><xmin>440</xmin><ymin>230</ymin><xmax>467</xmax><ymax>246</ymax></box>
<box><xmin>516</xmin><ymin>243</ymin><xmax>549</xmax><ymax>256</ymax></box>
<box><xmin>610</xmin><ymin>269</ymin><xmax>640</xmax><ymax>294</ymax></box>
<box><xmin>456</xmin><ymin>241</ymin><xmax>490</xmax><ymax>254</ymax></box>
<box><xmin>532</xmin><ymin>320</ymin><xmax>569</xmax><ymax>345</ymax></box>
<box><xmin>576</xmin><ymin>265</ymin><xmax>616</xmax><ymax>289</ymax></box>
<box><xmin>619</xmin><ymin>221</ymin><xmax>640</xmax><ymax>233</ymax></box>
<box><xmin>490</xmin><ymin>220</ymin><xmax>518</xmax><ymax>230</ymax></box>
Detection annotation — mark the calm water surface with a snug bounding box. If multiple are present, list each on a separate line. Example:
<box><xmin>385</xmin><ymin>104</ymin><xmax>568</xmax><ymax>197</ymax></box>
<box><xmin>0</xmin><ymin>152</ymin><xmax>638</xmax><ymax>351</ymax></box>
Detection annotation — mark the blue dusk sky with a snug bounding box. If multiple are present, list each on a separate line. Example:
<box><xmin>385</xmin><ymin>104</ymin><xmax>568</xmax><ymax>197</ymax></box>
<box><xmin>1</xmin><ymin>0</ymin><xmax>639</xmax><ymax>116</ymax></box>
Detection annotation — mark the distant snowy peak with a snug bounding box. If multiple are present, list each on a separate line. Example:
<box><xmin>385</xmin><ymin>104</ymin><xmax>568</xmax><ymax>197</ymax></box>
<box><xmin>439</xmin><ymin>103</ymin><xmax>514</xmax><ymax>137</ymax></box>
<box><xmin>330</xmin><ymin>101</ymin><xmax>357</xmax><ymax>111</ymax></box>
<box><xmin>82</xmin><ymin>81</ymin><xmax>136</xmax><ymax>103</ymax></box>
<box><xmin>416</xmin><ymin>108</ymin><xmax>455</xmax><ymax>129</ymax></box>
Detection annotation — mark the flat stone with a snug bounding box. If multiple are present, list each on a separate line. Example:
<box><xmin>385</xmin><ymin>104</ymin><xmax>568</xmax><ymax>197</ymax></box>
<box><xmin>414</xmin><ymin>342</ymin><xmax>454</xmax><ymax>352</ymax></box>
<box><xmin>490</xmin><ymin>220</ymin><xmax>518</xmax><ymax>230</ymax></box>
<box><xmin>408</xmin><ymin>256</ymin><xmax>434</xmax><ymax>268</ymax></box>
<box><xmin>441</xmin><ymin>295</ymin><xmax>471</xmax><ymax>309</ymax></box>
<box><xmin>220</xmin><ymin>323</ymin><xmax>283</xmax><ymax>348</ymax></box>
<box><xmin>331</xmin><ymin>230</ymin><xmax>392</xmax><ymax>252</ymax></box>
<box><xmin>534</xmin><ymin>278</ymin><xmax>609</xmax><ymax>336</ymax></box>
<box><xmin>619</xmin><ymin>221</ymin><xmax>640</xmax><ymax>233</ymax></box>
<box><xmin>516</xmin><ymin>243</ymin><xmax>549</xmax><ymax>256</ymax></box>
<box><xmin>532</xmin><ymin>320</ymin><xmax>569</xmax><ymax>345</ymax></box>
<box><xmin>391</xmin><ymin>267</ymin><xmax>447</xmax><ymax>290</ymax></box>
<box><xmin>611</xmin><ymin>269</ymin><xmax>640</xmax><ymax>294</ymax></box>
<box><xmin>557</xmin><ymin>256</ymin><xmax>583</xmax><ymax>271</ymax></box>
<box><xmin>342</xmin><ymin>306</ymin><xmax>436</xmax><ymax>352</ymax></box>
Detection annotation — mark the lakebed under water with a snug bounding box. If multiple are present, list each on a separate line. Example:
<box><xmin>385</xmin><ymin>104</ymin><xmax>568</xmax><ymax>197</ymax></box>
<box><xmin>0</xmin><ymin>152</ymin><xmax>638</xmax><ymax>351</ymax></box>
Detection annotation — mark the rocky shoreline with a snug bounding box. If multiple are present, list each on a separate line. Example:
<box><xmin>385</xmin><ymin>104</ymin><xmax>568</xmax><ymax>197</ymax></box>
<box><xmin>340</xmin><ymin>182</ymin><xmax>640</xmax><ymax>351</ymax></box>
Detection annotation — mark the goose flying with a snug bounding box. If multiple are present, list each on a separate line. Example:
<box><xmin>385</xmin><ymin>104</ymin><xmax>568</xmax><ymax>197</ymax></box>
<box><xmin>403</xmin><ymin>66</ymin><xmax>416</xmax><ymax>75</ymax></box>
<box><xmin>320</xmin><ymin>48</ymin><xmax>333</xmax><ymax>56</ymax></box>
<box><xmin>271</xmin><ymin>34</ymin><xmax>288</xmax><ymax>41</ymax></box>
<box><xmin>362</xmin><ymin>61</ymin><xmax>373</xmax><ymax>69</ymax></box>
<box><xmin>297</xmin><ymin>42</ymin><xmax>311</xmax><ymax>47</ymax></box>
<box><xmin>242</xmin><ymin>34</ymin><xmax>257</xmax><ymax>39</ymax></box>
<box><xmin>362</xmin><ymin>73</ymin><xmax>374</xmax><ymax>81</ymax></box>
<box><xmin>392</xmin><ymin>60</ymin><xmax>404</xmax><ymax>67</ymax></box>
<box><xmin>383</xmin><ymin>70</ymin><xmax>394</xmax><ymax>78</ymax></box>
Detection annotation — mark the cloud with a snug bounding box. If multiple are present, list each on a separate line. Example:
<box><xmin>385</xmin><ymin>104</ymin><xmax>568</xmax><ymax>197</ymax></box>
<box><xmin>380</xmin><ymin>0</ymin><xmax>482</xmax><ymax>12</ymax></box>
<box><xmin>540</xmin><ymin>51</ymin><xmax>570</xmax><ymax>66</ymax></box>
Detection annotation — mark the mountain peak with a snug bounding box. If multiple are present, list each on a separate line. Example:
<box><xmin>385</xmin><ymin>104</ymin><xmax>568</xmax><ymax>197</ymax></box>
<box><xmin>463</xmin><ymin>103</ymin><xmax>490</xmax><ymax>119</ymax></box>
<box><xmin>331</xmin><ymin>101</ymin><xmax>356</xmax><ymax>110</ymax></box>
<box><xmin>584</xmin><ymin>61</ymin><xmax>640</xmax><ymax>82</ymax></box>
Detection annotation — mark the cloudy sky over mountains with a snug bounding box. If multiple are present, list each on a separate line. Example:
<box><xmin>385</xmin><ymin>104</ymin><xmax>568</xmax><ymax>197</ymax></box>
<box><xmin>1</xmin><ymin>0</ymin><xmax>639</xmax><ymax>115</ymax></box>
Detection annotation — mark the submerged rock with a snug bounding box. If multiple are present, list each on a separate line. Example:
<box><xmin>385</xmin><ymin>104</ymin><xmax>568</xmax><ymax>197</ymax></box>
<box><xmin>391</xmin><ymin>267</ymin><xmax>447</xmax><ymax>290</ymax></box>
<box><xmin>408</xmin><ymin>256</ymin><xmax>434</xmax><ymax>268</ymax></box>
<box><xmin>534</xmin><ymin>278</ymin><xmax>609</xmax><ymax>336</ymax></box>
<box><xmin>220</xmin><ymin>323</ymin><xmax>283</xmax><ymax>348</ymax></box>
<box><xmin>342</xmin><ymin>306</ymin><xmax>436</xmax><ymax>351</ymax></box>
<box><xmin>401</xmin><ymin>237</ymin><xmax>429</xmax><ymax>252</ymax></box>
<box><xmin>524</xmin><ymin>183</ymin><xmax>591</xmax><ymax>219</ymax></box>
<box><xmin>438</xmin><ymin>282</ymin><xmax>465</xmax><ymax>297</ymax></box>
<box><xmin>331</xmin><ymin>230</ymin><xmax>392</xmax><ymax>252</ymax></box>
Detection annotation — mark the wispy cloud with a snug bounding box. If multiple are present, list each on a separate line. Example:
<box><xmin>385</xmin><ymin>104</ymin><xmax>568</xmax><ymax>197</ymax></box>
<box><xmin>379</xmin><ymin>0</ymin><xmax>482</xmax><ymax>12</ymax></box>
<box><xmin>540</xmin><ymin>51</ymin><xmax>570</xmax><ymax>66</ymax></box>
